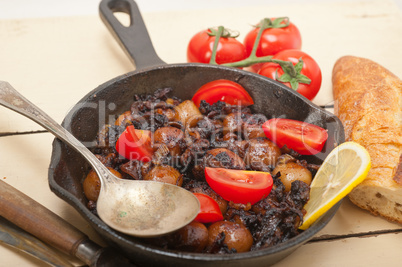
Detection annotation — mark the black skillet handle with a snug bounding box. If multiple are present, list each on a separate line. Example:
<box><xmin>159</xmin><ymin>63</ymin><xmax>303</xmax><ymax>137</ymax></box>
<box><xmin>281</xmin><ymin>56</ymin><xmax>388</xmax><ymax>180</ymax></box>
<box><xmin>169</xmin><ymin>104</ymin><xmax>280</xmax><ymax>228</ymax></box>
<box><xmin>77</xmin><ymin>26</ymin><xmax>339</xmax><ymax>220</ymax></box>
<box><xmin>99</xmin><ymin>0</ymin><xmax>166</xmax><ymax>69</ymax></box>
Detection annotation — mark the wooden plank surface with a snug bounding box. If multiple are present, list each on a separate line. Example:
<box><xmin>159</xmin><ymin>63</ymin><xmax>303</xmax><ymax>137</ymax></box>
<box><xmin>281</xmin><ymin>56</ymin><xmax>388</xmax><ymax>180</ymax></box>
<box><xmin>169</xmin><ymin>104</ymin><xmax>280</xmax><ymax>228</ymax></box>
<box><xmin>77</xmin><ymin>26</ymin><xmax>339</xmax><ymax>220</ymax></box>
<box><xmin>0</xmin><ymin>0</ymin><xmax>401</xmax><ymax>266</ymax></box>
<box><xmin>0</xmin><ymin>0</ymin><xmax>401</xmax><ymax>133</ymax></box>
<box><xmin>276</xmin><ymin>232</ymin><xmax>402</xmax><ymax>267</ymax></box>
<box><xmin>0</xmin><ymin>133</ymin><xmax>105</xmax><ymax>267</ymax></box>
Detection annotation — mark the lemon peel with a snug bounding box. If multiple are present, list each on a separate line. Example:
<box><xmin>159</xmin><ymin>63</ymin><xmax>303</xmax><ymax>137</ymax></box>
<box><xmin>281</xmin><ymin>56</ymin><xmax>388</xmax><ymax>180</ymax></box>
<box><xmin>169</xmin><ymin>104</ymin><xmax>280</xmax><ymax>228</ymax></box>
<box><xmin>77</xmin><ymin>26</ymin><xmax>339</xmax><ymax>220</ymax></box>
<box><xmin>299</xmin><ymin>141</ymin><xmax>371</xmax><ymax>230</ymax></box>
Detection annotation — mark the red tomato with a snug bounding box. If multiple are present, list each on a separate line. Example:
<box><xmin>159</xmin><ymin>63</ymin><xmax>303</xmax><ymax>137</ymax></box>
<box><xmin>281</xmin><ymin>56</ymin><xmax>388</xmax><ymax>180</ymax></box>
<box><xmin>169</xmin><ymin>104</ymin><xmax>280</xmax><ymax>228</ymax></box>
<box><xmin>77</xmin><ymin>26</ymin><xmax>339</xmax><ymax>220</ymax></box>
<box><xmin>187</xmin><ymin>28</ymin><xmax>247</xmax><ymax>65</ymax></box>
<box><xmin>115</xmin><ymin>125</ymin><xmax>153</xmax><ymax>162</ymax></box>
<box><xmin>205</xmin><ymin>167</ymin><xmax>273</xmax><ymax>205</ymax></box>
<box><xmin>192</xmin><ymin>79</ymin><xmax>254</xmax><ymax>107</ymax></box>
<box><xmin>193</xmin><ymin>193</ymin><xmax>223</xmax><ymax>224</ymax></box>
<box><xmin>243</xmin><ymin>18</ymin><xmax>302</xmax><ymax>73</ymax></box>
<box><xmin>262</xmin><ymin>118</ymin><xmax>328</xmax><ymax>155</ymax></box>
<box><xmin>258</xmin><ymin>49</ymin><xmax>322</xmax><ymax>100</ymax></box>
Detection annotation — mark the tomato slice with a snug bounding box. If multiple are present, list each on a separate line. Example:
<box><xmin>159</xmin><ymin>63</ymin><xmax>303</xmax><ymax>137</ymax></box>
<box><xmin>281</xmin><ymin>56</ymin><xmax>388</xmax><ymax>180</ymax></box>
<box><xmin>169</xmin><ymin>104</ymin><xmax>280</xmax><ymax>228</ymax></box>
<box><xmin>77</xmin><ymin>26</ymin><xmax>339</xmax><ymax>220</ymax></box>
<box><xmin>205</xmin><ymin>167</ymin><xmax>273</xmax><ymax>205</ymax></box>
<box><xmin>193</xmin><ymin>193</ymin><xmax>224</xmax><ymax>224</ymax></box>
<box><xmin>262</xmin><ymin>118</ymin><xmax>328</xmax><ymax>155</ymax></box>
<box><xmin>115</xmin><ymin>125</ymin><xmax>153</xmax><ymax>162</ymax></box>
<box><xmin>191</xmin><ymin>79</ymin><xmax>254</xmax><ymax>107</ymax></box>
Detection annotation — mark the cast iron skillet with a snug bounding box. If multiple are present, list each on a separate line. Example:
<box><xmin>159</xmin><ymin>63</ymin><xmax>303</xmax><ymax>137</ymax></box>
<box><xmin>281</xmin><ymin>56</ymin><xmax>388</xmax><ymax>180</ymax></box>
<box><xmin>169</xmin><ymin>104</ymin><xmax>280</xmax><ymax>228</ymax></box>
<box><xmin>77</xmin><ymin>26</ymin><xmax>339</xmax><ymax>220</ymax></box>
<box><xmin>48</xmin><ymin>0</ymin><xmax>345</xmax><ymax>266</ymax></box>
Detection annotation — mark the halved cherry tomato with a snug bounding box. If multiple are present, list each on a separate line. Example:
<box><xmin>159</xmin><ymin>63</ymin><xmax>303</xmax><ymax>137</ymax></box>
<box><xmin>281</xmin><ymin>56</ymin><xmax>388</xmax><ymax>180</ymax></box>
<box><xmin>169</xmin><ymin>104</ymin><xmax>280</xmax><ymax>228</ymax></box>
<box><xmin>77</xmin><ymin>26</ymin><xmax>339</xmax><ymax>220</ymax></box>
<box><xmin>193</xmin><ymin>193</ymin><xmax>224</xmax><ymax>224</ymax></box>
<box><xmin>115</xmin><ymin>125</ymin><xmax>153</xmax><ymax>162</ymax></box>
<box><xmin>205</xmin><ymin>167</ymin><xmax>273</xmax><ymax>205</ymax></box>
<box><xmin>262</xmin><ymin>118</ymin><xmax>328</xmax><ymax>155</ymax></box>
<box><xmin>191</xmin><ymin>79</ymin><xmax>254</xmax><ymax>107</ymax></box>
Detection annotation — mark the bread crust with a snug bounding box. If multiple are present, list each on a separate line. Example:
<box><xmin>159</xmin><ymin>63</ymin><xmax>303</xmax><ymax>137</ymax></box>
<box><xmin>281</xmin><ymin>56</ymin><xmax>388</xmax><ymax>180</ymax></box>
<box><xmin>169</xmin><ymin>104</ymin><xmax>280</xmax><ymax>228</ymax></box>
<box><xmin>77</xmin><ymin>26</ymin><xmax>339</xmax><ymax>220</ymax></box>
<box><xmin>332</xmin><ymin>56</ymin><xmax>402</xmax><ymax>223</ymax></box>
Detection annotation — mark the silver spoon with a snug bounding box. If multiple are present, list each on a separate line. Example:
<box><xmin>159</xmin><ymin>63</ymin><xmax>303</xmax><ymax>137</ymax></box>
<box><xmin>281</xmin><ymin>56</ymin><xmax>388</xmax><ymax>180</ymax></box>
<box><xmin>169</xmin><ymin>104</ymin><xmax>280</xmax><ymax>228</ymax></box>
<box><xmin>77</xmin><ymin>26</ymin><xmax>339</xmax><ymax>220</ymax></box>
<box><xmin>0</xmin><ymin>81</ymin><xmax>200</xmax><ymax>237</ymax></box>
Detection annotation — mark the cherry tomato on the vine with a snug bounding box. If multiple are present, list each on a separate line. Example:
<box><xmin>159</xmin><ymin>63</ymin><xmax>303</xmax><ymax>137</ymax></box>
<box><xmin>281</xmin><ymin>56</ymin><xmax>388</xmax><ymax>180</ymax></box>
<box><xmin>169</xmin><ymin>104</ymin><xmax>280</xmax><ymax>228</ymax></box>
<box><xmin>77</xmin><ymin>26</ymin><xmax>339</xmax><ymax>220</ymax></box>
<box><xmin>191</xmin><ymin>79</ymin><xmax>254</xmax><ymax>107</ymax></box>
<box><xmin>244</xmin><ymin>17</ymin><xmax>302</xmax><ymax>73</ymax></box>
<box><xmin>187</xmin><ymin>28</ymin><xmax>247</xmax><ymax>65</ymax></box>
<box><xmin>258</xmin><ymin>49</ymin><xmax>322</xmax><ymax>101</ymax></box>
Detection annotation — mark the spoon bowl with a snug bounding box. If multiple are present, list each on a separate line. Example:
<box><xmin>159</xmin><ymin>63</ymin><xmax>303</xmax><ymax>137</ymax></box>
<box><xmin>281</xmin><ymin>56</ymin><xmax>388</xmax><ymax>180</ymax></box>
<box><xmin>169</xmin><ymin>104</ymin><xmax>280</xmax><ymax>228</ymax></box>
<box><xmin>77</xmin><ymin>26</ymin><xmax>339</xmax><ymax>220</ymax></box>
<box><xmin>0</xmin><ymin>81</ymin><xmax>200</xmax><ymax>237</ymax></box>
<box><xmin>97</xmin><ymin>179</ymin><xmax>200</xmax><ymax>237</ymax></box>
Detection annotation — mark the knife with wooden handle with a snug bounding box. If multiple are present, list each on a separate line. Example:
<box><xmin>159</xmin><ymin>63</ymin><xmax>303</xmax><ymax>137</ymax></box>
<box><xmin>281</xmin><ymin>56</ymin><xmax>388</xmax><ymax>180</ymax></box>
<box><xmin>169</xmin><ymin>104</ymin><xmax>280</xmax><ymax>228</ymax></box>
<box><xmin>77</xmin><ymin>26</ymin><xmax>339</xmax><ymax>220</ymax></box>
<box><xmin>0</xmin><ymin>216</ymin><xmax>75</xmax><ymax>267</ymax></box>
<box><xmin>0</xmin><ymin>180</ymin><xmax>135</xmax><ymax>266</ymax></box>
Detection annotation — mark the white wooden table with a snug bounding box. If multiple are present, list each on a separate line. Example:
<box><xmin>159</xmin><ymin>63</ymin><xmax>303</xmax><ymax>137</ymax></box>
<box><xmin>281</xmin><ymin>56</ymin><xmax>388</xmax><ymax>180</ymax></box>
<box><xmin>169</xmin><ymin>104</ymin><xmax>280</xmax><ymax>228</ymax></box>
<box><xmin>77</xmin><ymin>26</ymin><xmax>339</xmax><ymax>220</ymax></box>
<box><xmin>0</xmin><ymin>0</ymin><xmax>401</xmax><ymax>266</ymax></box>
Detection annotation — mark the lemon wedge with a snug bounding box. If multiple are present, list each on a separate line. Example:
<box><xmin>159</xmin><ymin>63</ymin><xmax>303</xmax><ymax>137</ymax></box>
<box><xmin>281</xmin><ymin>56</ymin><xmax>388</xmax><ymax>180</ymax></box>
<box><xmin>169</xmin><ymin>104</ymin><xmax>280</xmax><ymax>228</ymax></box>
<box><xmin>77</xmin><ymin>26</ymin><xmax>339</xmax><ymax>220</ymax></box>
<box><xmin>299</xmin><ymin>141</ymin><xmax>371</xmax><ymax>230</ymax></box>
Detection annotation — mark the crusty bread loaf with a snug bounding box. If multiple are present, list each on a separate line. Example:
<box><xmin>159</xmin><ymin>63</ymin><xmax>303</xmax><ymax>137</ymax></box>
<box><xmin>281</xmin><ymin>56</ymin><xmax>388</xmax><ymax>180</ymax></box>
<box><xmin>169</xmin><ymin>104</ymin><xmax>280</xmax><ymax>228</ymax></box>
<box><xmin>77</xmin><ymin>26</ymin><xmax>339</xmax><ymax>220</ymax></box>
<box><xmin>332</xmin><ymin>56</ymin><xmax>402</xmax><ymax>224</ymax></box>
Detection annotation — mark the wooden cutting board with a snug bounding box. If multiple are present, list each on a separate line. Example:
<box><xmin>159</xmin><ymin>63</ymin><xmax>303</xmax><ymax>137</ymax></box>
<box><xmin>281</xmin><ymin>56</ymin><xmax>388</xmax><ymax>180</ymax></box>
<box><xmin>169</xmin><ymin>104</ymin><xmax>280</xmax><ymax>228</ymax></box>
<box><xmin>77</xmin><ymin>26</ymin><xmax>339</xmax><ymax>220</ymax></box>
<box><xmin>0</xmin><ymin>0</ymin><xmax>401</xmax><ymax>266</ymax></box>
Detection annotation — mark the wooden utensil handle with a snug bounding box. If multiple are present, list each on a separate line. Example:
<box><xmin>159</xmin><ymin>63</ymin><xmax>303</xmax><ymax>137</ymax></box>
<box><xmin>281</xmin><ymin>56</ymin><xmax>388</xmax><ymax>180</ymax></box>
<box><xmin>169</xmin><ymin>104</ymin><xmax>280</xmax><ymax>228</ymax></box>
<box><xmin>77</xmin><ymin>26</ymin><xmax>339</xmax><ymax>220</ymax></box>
<box><xmin>0</xmin><ymin>179</ymin><xmax>89</xmax><ymax>256</ymax></box>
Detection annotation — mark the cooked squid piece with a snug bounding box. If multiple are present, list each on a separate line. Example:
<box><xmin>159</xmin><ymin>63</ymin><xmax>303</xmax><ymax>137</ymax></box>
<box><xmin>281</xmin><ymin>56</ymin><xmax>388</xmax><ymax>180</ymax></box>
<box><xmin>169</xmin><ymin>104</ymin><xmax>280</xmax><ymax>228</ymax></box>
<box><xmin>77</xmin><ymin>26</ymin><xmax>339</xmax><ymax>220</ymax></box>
<box><xmin>115</xmin><ymin>110</ymin><xmax>133</xmax><ymax>127</ymax></box>
<box><xmin>222</xmin><ymin>112</ymin><xmax>245</xmax><ymax>135</ymax></box>
<box><xmin>174</xmin><ymin>100</ymin><xmax>203</xmax><ymax>127</ymax></box>
<box><xmin>204</xmin><ymin>148</ymin><xmax>246</xmax><ymax>170</ymax></box>
<box><xmin>143</xmin><ymin>165</ymin><xmax>183</xmax><ymax>186</ymax></box>
<box><xmin>169</xmin><ymin>221</ymin><xmax>209</xmax><ymax>253</ymax></box>
<box><xmin>206</xmin><ymin>221</ymin><xmax>253</xmax><ymax>253</ymax></box>
<box><xmin>242</xmin><ymin>114</ymin><xmax>267</xmax><ymax>139</ymax></box>
<box><xmin>153</xmin><ymin>126</ymin><xmax>185</xmax><ymax>156</ymax></box>
<box><xmin>272</xmin><ymin>162</ymin><xmax>312</xmax><ymax>192</ymax></box>
<box><xmin>244</xmin><ymin>138</ymin><xmax>281</xmax><ymax>171</ymax></box>
<box><xmin>192</xmin><ymin>148</ymin><xmax>246</xmax><ymax>180</ymax></box>
<box><xmin>83</xmin><ymin>168</ymin><xmax>122</xmax><ymax>201</ymax></box>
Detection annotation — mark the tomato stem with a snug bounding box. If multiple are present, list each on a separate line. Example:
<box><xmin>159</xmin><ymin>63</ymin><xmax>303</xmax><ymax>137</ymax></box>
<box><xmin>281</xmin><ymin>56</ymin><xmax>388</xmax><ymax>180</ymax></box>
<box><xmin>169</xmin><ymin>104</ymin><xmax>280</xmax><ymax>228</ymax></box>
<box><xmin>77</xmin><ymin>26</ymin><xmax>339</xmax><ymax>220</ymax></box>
<box><xmin>223</xmin><ymin>56</ymin><xmax>295</xmax><ymax>71</ymax></box>
<box><xmin>246</xmin><ymin>18</ymin><xmax>289</xmax><ymax>60</ymax></box>
<box><xmin>275</xmin><ymin>57</ymin><xmax>312</xmax><ymax>90</ymax></box>
<box><xmin>221</xmin><ymin>18</ymin><xmax>297</xmax><ymax>73</ymax></box>
<box><xmin>247</xmin><ymin>18</ymin><xmax>267</xmax><ymax>61</ymax></box>
<box><xmin>208</xmin><ymin>27</ymin><xmax>240</xmax><ymax>38</ymax></box>
<box><xmin>263</xmin><ymin>17</ymin><xmax>290</xmax><ymax>29</ymax></box>
<box><xmin>209</xmin><ymin>26</ymin><xmax>225</xmax><ymax>65</ymax></box>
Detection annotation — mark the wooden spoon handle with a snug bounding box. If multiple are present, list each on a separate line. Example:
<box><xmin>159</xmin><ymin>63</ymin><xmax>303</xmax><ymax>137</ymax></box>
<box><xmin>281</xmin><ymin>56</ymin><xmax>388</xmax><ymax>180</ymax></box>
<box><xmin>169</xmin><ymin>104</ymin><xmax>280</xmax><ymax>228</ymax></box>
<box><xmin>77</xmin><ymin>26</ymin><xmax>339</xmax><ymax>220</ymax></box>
<box><xmin>0</xmin><ymin>179</ymin><xmax>93</xmax><ymax>257</ymax></box>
